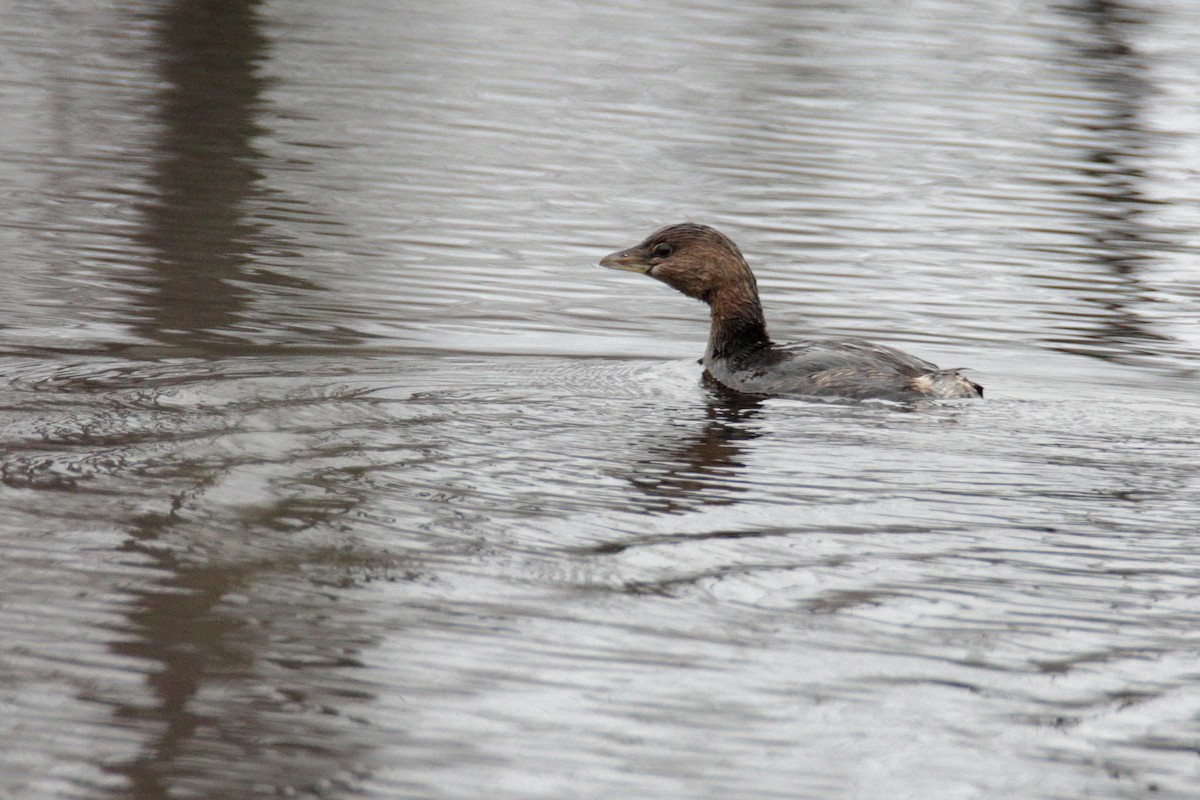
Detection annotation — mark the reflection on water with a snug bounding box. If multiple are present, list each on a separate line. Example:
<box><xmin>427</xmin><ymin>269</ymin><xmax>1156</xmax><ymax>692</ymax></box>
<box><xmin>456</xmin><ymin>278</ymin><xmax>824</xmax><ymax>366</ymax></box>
<box><xmin>129</xmin><ymin>0</ymin><xmax>358</xmax><ymax>355</ymax></box>
<box><xmin>131</xmin><ymin>0</ymin><xmax>269</xmax><ymax>350</ymax></box>
<box><xmin>2</xmin><ymin>0</ymin><xmax>1200</xmax><ymax>799</ymax></box>
<box><xmin>625</xmin><ymin>381</ymin><xmax>764</xmax><ymax>514</ymax></box>
<box><xmin>1042</xmin><ymin>0</ymin><xmax>1174</xmax><ymax>361</ymax></box>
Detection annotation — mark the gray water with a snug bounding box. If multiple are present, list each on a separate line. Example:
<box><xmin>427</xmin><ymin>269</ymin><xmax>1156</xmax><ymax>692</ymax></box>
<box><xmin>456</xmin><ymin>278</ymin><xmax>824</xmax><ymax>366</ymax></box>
<box><xmin>3</xmin><ymin>1</ymin><xmax>1200</xmax><ymax>798</ymax></box>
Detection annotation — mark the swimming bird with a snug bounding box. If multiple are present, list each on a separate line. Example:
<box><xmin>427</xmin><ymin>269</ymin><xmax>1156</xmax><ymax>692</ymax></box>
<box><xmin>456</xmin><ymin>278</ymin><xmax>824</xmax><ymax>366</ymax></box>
<box><xmin>600</xmin><ymin>223</ymin><xmax>981</xmax><ymax>401</ymax></box>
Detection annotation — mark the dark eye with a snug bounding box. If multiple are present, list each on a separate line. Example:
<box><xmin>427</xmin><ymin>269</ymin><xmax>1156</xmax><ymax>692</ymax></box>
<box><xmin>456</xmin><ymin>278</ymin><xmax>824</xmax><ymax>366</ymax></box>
<box><xmin>652</xmin><ymin>242</ymin><xmax>674</xmax><ymax>259</ymax></box>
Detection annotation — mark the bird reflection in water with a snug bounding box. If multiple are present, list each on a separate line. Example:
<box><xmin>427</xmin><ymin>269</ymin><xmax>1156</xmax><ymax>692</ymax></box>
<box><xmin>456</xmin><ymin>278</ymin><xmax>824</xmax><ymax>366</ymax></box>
<box><xmin>622</xmin><ymin>378</ymin><xmax>763</xmax><ymax>517</ymax></box>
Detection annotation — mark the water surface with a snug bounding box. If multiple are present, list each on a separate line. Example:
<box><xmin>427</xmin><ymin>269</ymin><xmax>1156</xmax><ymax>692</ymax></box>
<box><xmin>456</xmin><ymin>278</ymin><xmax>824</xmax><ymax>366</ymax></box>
<box><xmin>2</xmin><ymin>1</ymin><xmax>1200</xmax><ymax>798</ymax></box>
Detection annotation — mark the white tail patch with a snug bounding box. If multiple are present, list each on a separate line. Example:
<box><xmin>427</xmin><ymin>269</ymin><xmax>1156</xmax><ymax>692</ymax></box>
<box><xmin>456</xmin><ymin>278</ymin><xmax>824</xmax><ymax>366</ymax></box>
<box><xmin>911</xmin><ymin>371</ymin><xmax>982</xmax><ymax>399</ymax></box>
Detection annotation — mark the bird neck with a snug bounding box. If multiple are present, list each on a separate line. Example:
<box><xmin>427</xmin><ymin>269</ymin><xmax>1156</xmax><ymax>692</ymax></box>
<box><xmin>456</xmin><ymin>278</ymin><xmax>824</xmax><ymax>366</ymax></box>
<box><xmin>706</xmin><ymin>279</ymin><xmax>770</xmax><ymax>359</ymax></box>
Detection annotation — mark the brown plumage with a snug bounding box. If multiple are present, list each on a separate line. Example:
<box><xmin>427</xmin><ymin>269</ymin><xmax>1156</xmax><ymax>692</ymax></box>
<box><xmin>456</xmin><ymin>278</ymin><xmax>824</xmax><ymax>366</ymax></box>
<box><xmin>600</xmin><ymin>223</ymin><xmax>982</xmax><ymax>401</ymax></box>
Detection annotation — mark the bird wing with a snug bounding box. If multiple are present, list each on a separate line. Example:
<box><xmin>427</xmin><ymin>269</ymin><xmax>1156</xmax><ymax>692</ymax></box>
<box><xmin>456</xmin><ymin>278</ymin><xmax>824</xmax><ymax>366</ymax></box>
<box><xmin>711</xmin><ymin>337</ymin><xmax>960</xmax><ymax>399</ymax></box>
